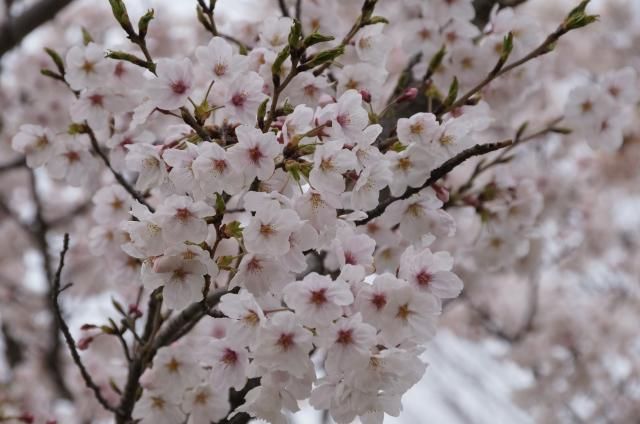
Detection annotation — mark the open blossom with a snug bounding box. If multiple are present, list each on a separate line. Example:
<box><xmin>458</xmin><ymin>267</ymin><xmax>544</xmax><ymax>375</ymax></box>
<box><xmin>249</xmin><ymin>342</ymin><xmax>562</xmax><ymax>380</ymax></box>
<box><xmin>259</xmin><ymin>16</ymin><xmax>294</xmax><ymax>50</ymax></box>
<box><xmin>45</xmin><ymin>134</ymin><xmax>98</xmax><ymax>186</ymax></box>
<box><xmin>156</xmin><ymin>195</ymin><xmax>215</xmax><ymax>244</ymax></box>
<box><xmin>182</xmin><ymin>383</ymin><xmax>230</xmax><ymax>424</ymax></box>
<box><xmin>65</xmin><ymin>42</ymin><xmax>109</xmax><ymax>90</ymax></box>
<box><xmin>251</xmin><ymin>312</ymin><xmax>314</xmax><ymax>378</ymax></box>
<box><xmin>218</xmin><ymin>290</ymin><xmax>266</xmax><ymax>345</ymax></box>
<box><xmin>318</xmin><ymin>90</ymin><xmax>369</xmax><ymax>140</ymax></box>
<box><xmin>243</xmin><ymin>203</ymin><xmax>300</xmax><ymax>255</ymax></box>
<box><xmin>309</xmin><ymin>140</ymin><xmax>357</xmax><ymax>194</ymax></box>
<box><xmin>126</xmin><ymin>143</ymin><xmax>167</xmax><ymax>191</ymax></box>
<box><xmin>283</xmin><ymin>273</ymin><xmax>354</xmax><ymax>327</ymax></box>
<box><xmin>398</xmin><ymin>246</ymin><xmax>463</xmax><ymax>301</ymax></box>
<box><xmin>195</xmin><ymin>37</ymin><xmax>247</xmax><ymax>83</ymax></box>
<box><xmin>193</xmin><ymin>142</ymin><xmax>245</xmax><ymax>195</ymax></box>
<box><xmin>380</xmin><ymin>284</ymin><xmax>441</xmax><ymax>346</ymax></box>
<box><xmin>206</xmin><ymin>339</ymin><xmax>249</xmax><ymax>390</ymax></box>
<box><xmin>142</xmin><ymin>244</ymin><xmax>216</xmax><ymax>310</ymax></box>
<box><xmin>11</xmin><ymin>124</ymin><xmax>55</xmax><ymax>167</ymax></box>
<box><xmin>148</xmin><ymin>58</ymin><xmax>195</xmax><ymax>110</ymax></box>
<box><xmin>229</xmin><ymin>254</ymin><xmax>289</xmax><ymax>296</ymax></box>
<box><xmin>70</xmin><ymin>87</ymin><xmax>133</xmax><ymax>130</ymax></box>
<box><xmin>227</xmin><ymin>125</ymin><xmax>282</xmax><ymax>181</ymax></box>
<box><xmin>318</xmin><ymin>313</ymin><xmax>377</xmax><ymax>375</ymax></box>
<box><xmin>397</xmin><ymin>112</ymin><xmax>439</xmax><ymax>145</ymax></box>
<box><xmin>217</xmin><ymin>71</ymin><xmax>268</xmax><ymax>124</ymax></box>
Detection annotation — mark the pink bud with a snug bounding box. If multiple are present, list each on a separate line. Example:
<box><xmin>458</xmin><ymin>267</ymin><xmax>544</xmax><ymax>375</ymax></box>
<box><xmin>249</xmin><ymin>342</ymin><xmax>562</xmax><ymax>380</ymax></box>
<box><xmin>398</xmin><ymin>87</ymin><xmax>418</xmax><ymax>103</ymax></box>
<box><xmin>359</xmin><ymin>89</ymin><xmax>372</xmax><ymax>103</ymax></box>
<box><xmin>19</xmin><ymin>413</ymin><xmax>34</xmax><ymax>423</ymax></box>
<box><xmin>432</xmin><ymin>183</ymin><xmax>450</xmax><ymax>203</ymax></box>
<box><xmin>77</xmin><ymin>336</ymin><xmax>94</xmax><ymax>350</ymax></box>
<box><xmin>128</xmin><ymin>304</ymin><xmax>142</xmax><ymax>318</ymax></box>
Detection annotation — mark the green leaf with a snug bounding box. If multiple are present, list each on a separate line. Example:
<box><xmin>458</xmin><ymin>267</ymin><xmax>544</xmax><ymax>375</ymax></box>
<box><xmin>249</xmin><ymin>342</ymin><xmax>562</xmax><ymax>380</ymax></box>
<box><xmin>224</xmin><ymin>221</ymin><xmax>243</xmax><ymax>239</ymax></box>
<box><xmin>288</xmin><ymin>19</ymin><xmax>303</xmax><ymax>51</ymax></box>
<box><xmin>44</xmin><ymin>48</ymin><xmax>65</xmax><ymax>75</ymax></box>
<box><xmin>302</xmin><ymin>32</ymin><xmax>335</xmax><ymax>48</ymax></box>
<box><xmin>442</xmin><ymin>77</ymin><xmax>459</xmax><ymax>109</ymax></box>
<box><xmin>500</xmin><ymin>32</ymin><xmax>513</xmax><ymax>63</ymax></box>
<box><xmin>138</xmin><ymin>9</ymin><xmax>155</xmax><ymax>39</ymax></box>
<box><xmin>108</xmin><ymin>0</ymin><xmax>136</xmax><ymax>36</ymax></box>
<box><xmin>299</xmin><ymin>45</ymin><xmax>345</xmax><ymax>71</ymax></box>
<box><xmin>365</xmin><ymin>16</ymin><xmax>388</xmax><ymax>25</ymax></box>
<box><xmin>563</xmin><ymin>0</ymin><xmax>598</xmax><ymax>31</ymax></box>
<box><xmin>426</xmin><ymin>45</ymin><xmax>446</xmax><ymax>78</ymax></box>
<box><xmin>81</xmin><ymin>27</ymin><xmax>94</xmax><ymax>46</ymax></box>
<box><xmin>272</xmin><ymin>45</ymin><xmax>291</xmax><ymax>84</ymax></box>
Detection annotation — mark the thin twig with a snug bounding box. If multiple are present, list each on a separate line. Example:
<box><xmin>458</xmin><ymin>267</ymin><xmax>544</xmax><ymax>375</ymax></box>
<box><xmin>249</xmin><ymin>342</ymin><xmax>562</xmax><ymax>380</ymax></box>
<box><xmin>356</xmin><ymin>139</ymin><xmax>513</xmax><ymax>225</ymax></box>
<box><xmin>0</xmin><ymin>157</ymin><xmax>26</xmax><ymax>173</ymax></box>
<box><xmin>84</xmin><ymin>125</ymin><xmax>154</xmax><ymax>212</ymax></box>
<box><xmin>0</xmin><ymin>0</ymin><xmax>74</xmax><ymax>58</ymax></box>
<box><xmin>51</xmin><ymin>234</ymin><xmax>118</xmax><ymax>413</ymax></box>
<box><xmin>438</xmin><ymin>20</ymin><xmax>589</xmax><ymax>116</ymax></box>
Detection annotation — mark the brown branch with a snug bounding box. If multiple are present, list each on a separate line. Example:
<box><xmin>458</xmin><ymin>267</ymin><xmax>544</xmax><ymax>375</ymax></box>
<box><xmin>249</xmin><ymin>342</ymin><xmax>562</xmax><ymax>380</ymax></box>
<box><xmin>0</xmin><ymin>157</ymin><xmax>26</xmax><ymax>173</ymax></box>
<box><xmin>84</xmin><ymin>125</ymin><xmax>154</xmax><ymax>212</ymax></box>
<box><xmin>27</xmin><ymin>170</ymin><xmax>74</xmax><ymax>400</ymax></box>
<box><xmin>0</xmin><ymin>0</ymin><xmax>74</xmax><ymax>58</ymax></box>
<box><xmin>51</xmin><ymin>234</ymin><xmax>118</xmax><ymax>412</ymax></box>
<box><xmin>115</xmin><ymin>288</ymin><xmax>230</xmax><ymax>423</ymax></box>
<box><xmin>355</xmin><ymin>139</ymin><xmax>513</xmax><ymax>225</ymax></box>
<box><xmin>438</xmin><ymin>13</ymin><xmax>593</xmax><ymax>116</ymax></box>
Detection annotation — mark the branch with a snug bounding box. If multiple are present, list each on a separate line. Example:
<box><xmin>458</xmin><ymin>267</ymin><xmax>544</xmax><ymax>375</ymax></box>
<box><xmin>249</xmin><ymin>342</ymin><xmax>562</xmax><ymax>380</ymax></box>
<box><xmin>0</xmin><ymin>157</ymin><xmax>25</xmax><ymax>173</ymax></box>
<box><xmin>116</xmin><ymin>288</ymin><xmax>230</xmax><ymax>423</ymax></box>
<box><xmin>438</xmin><ymin>6</ymin><xmax>597</xmax><ymax>116</ymax></box>
<box><xmin>355</xmin><ymin>139</ymin><xmax>513</xmax><ymax>225</ymax></box>
<box><xmin>28</xmin><ymin>170</ymin><xmax>74</xmax><ymax>400</ymax></box>
<box><xmin>51</xmin><ymin>234</ymin><xmax>118</xmax><ymax>413</ymax></box>
<box><xmin>0</xmin><ymin>0</ymin><xmax>74</xmax><ymax>58</ymax></box>
<box><xmin>84</xmin><ymin>125</ymin><xmax>155</xmax><ymax>212</ymax></box>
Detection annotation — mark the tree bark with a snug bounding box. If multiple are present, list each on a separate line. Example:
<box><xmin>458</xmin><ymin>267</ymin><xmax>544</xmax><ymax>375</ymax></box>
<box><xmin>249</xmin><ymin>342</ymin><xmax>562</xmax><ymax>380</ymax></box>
<box><xmin>0</xmin><ymin>0</ymin><xmax>74</xmax><ymax>58</ymax></box>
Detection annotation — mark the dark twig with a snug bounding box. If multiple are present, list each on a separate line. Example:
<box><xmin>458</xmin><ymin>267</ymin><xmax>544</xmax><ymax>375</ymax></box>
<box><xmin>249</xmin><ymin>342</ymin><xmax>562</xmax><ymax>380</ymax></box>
<box><xmin>51</xmin><ymin>234</ymin><xmax>118</xmax><ymax>413</ymax></box>
<box><xmin>84</xmin><ymin>125</ymin><xmax>154</xmax><ymax>212</ymax></box>
<box><xmin>0</xmin><ymin>0</ymin><xmax>74</xmax><ymax>58</ymax></box>
<box><xmin>438</xmin><ymin>13</ymin><xmax>595</xmax><ymax>116</ymax></box>
<box><xmin>0</xmin><ymin>157</ymin><xmax>26</xmax><ymax>173</ymax></box>
<box><xmin>278</xmin><ymin>0</ymin><xmax>290</xmax><ymax>17</ymax></box>
<box><xmin>356</xmin><ymin>139</ymin><xmax>513</xmax><ymax>225</ymax></box>
<box><xmin>116</xmin><ymin>288</ymin><xmax>230</xmax><ymax>423</ymax></box>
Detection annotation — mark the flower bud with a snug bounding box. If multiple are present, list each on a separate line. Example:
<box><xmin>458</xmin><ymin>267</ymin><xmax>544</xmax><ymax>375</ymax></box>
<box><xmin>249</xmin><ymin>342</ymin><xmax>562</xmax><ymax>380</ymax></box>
<box><xmin>359</xmin><ymin>89</ymin><xmax>372</xmax><ymax>103</ymax></box>
<box><xmin>397</xmin><ymin>87</ymin><xmax>418</xmax><ymax>103</ymax></box>
<box><xmin>77</xmin><ymin>336</ymin><xmax>94</xmax><ymax>350</ymax></box>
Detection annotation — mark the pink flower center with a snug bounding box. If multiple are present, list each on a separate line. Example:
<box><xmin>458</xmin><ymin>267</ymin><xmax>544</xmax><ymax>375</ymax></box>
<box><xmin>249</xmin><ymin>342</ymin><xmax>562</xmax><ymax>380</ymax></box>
<box><xmin>248</xmin><ymin>146</ymin><xmax>264</xmax><ymax>164</ymax></box>
<box><xmin>277</xmin><ymin>333</ymin><xmax>294</xmax><ymax>350</ymax></box>
<box><xmin>336</xmin><ymin>329</ymin><xmax>353</xmax><ymax>345</ymax></box>
<box><xmin>221</xmin><ymin>348</ymin><xmax>238</xmax><ymax>365</ymax></box>
<box><xmin>344</xmin><ymin>251</ymin><xmax>357</xmax><ymax>265</ymax></box>
<box><xmin>175</xmin><ymin>207</ymin><xmax>192</xmax><ymax>221</ymax></box>
<box><xmin>336</xmin><ymin>113</ymin><xmax>350</xmax><ymax>127</ymax></box>
<box><xmin>309</xmin><ymin>288</ymin><xmax>327</xmax><ymax>305</ymax></box>
<box><xmin>88</xmin><ymin>94</ymin><xmax>104</xmax><ymax>106</ymax></box>
<box><xmin>231</xmin><ymin>92</ymin><xmax>247</xmax><ymax>107</ymax></box>
<box><xmin>416</xmin><ymin>270</ymin><xmax>432</xmax><ymax>287</ymax></box>
<box><xmin>371</xmin><ymin>293</ymin><xmax>387</xmax><ymax>310</ymax></box>
<box><xmin>171</xmin><ymin>80</ymin><xmax>188</xmax><ymax>95</ymax></box>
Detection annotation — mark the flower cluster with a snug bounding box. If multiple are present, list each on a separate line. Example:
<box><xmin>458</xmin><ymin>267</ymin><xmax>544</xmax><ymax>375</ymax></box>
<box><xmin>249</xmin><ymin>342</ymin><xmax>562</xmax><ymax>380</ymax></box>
<box><xmin>1</xmin><ymin>0</ymin><xmax>637</xmax><ymax>423</ymax></box>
